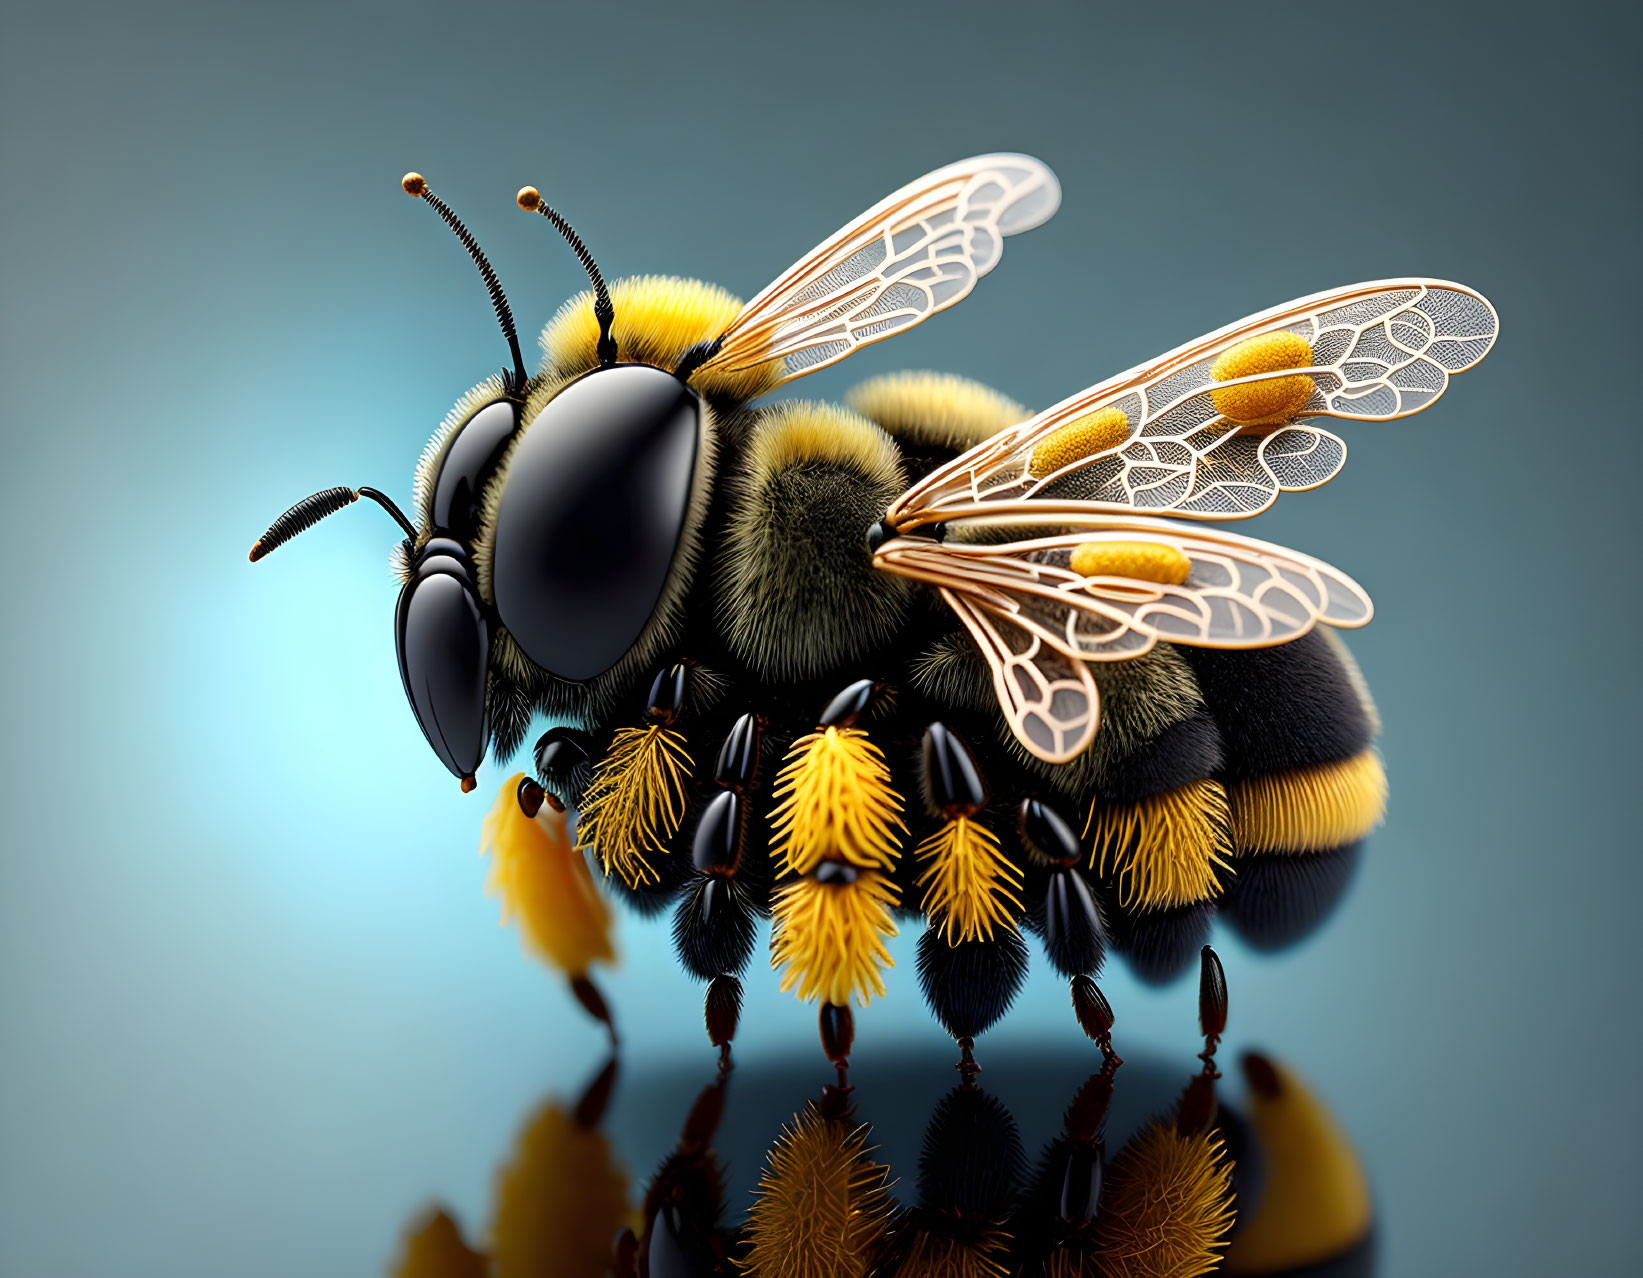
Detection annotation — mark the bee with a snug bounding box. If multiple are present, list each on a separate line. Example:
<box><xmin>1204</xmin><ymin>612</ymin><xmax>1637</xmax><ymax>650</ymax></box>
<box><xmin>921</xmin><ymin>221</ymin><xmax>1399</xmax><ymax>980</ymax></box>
<box><xmin>252</xmin><ymin>155</ymin><xmax>1497</xmax><ymax>1059</ymax></box>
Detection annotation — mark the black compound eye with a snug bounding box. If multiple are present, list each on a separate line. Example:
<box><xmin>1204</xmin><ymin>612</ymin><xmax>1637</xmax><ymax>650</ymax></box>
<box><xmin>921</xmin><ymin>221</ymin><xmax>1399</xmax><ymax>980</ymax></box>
<box><xmin>489</xmin><ymin>365</ymin><xmax>700</xmax><ymax>682</ymax></box>
<box><xmin>430</xmin><ymin>398</ymin><xmax>519</xmax><ymax>541</ymax></box>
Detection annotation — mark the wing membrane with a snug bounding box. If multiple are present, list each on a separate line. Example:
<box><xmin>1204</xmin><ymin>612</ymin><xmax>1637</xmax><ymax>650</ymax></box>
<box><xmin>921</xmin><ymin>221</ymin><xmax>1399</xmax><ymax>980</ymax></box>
<box><xmin>890</xmin><ymin>279</ymin><xmax>1497</xmax><ymax>525</ymax></box>
<box><xmin>941</xmin><ymin>587</ymin><xmax>1100</xmax><ymax>764</ymax></box>
<box><xmin>696</xmin><ymin>154</ymin><xmax>1059</xmax><ymax>385</ymax></box>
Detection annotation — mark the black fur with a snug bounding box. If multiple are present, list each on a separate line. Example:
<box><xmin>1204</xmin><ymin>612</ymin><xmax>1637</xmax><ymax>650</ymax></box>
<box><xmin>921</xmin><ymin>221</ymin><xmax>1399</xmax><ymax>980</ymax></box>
<box><xmin>916</xmin><ymin>1084</ymin><xmax>1025</xmax><ymax>1217</ymax></box>
<box><xmin>1108</xmin><ymin>901</ymin><xmax>1214</xmax><ymax>985</ymax></box>
<box><xmin>1218</xmin><ymin>843</ymin><xmax>1363</xmax><ymax>952</ymax></box>
<box><xmin>915</xmin><ymin>926</ymin><xmax>1030</xmax><ymax>1039</ymax></box>
<box><xmin>671</xmin><ymin>875</ymin><xmax>758</xmax><ymax>979</ymax></box>
<box><xmin>1181</xmin><ymin>631</ymin><xmax>1372</xmax><ymax>777</ymax></box>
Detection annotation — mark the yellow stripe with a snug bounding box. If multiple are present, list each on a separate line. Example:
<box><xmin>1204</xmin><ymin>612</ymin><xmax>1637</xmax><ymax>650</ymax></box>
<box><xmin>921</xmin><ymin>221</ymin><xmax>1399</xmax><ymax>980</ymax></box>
<box><xmin>770</xmin><ymin>872</ymin><xmax>899</xmax><ymax>1007</ymax></box>
<box><xmin>1088</xmin><ymin>779</ymin><xmax>1232</xmax><ymax>911</ymax></box>
<box><xmin>1227</xmin><ymin>751</ymin><xmax>1387</xmax><ymax>854</ymax></box>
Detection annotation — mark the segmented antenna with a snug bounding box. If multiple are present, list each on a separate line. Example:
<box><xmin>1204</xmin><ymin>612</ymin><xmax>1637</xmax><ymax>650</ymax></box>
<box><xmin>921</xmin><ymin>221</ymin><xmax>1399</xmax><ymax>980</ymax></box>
<box><xmin>402</xmin><ymin>172</ymin><xmax>528</xmax><ymax>390</ymax></box>
<box><xmin>249</xmin><ymin>486</ymin><xmax>416</xmax><ymax>561</ymax></box>
<box><xmin>516</xmin><ymin>185</ymin><xmax>618</xmax><ymax>367</ymax></box>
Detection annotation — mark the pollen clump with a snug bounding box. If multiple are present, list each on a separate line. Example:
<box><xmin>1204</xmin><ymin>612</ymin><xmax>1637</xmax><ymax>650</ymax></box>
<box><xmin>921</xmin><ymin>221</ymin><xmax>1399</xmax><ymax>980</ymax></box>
<box><xmin>1210</xmin><ymin>331</ymin><xmax>1315</xmax><ymax>425</ymax></box>
<box><xmin>771</xmin><ymin>727</ymin><xmax>906</xmax><ymax>875</ymax></box>
<box><xmin>1226</xmin><ymin>750</ymin><xmax>1387</xmax><ymax>853</ymax></box>
<box><xmin>482</xmin><ymin>774</ymin><xmax>614</xmax><ymax>977</ymax></box>
<box><xmin>1087</xmin><ymin>779</ymin><xmax>1233</xmax><ymax>911</ymax></box>
<box><xmin>1070</xmin><ymin>540</ymin><xmax>1192</xmax><ymax>585</ymax></box>
<box><xmin>573</xmin><ymin>726</ymin><xmax>694</xmax><ymax>888</ymax></box>
<box><xmin>1030</xmin><ymin>406</ymin><xmax>1133</xmax><ymax>473</ymax></box>
<box><xmin>770</xmin><ymin>872</ymin><xmax>899</xmax><ymax>1006</ymax></box>
<box><xmin>742</xmin><ymin>1102</ymin><xmax>893</xmax><ymax>1278</ymax></box>
<box><xmin>915</xmin><ymin>817</ymin><xmax>1022</xmax><ymax>944</ymax></box>
<box><xmin>1095</xmin><ymin>1122</ymin><xmax>1235</xmax><ymax>1278</ymax></box>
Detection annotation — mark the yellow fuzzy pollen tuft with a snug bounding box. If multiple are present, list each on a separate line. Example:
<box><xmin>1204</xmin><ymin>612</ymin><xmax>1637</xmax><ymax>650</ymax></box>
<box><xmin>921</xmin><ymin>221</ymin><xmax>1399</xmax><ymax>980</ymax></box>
<box><xmin>1095</xmin><ymin>1123</ymin><xmax>1235</xmax><ymax>1278</ymax></box>
<box><xmin>1210</xmin><ymin>331</ymin><xmax>1316</xmax><ymax>425</ymax></box>
<box><xmin>847</xmin><ymin>370</ymin><xmax>1027</xmax><ymax>452</ymax></box>
<box><xmin>540</xmin><ymin>275</ymin><xmax>783</xmax><ymax>401</ymax></box>
<box><xmin>573</xmin><ymin>726</ymin><xmax>694</xmax><ymax>888</ymax></box>
<box><xmin>772</xmin><ymin>727</ymin><xmax>907</xmax><ymax>875</ymax></box>
<box><xmin>887</xmin><ymin>1227</ymin><xmax>1013</xmax><ymax>1278</ymax></box>
<box><xmin>1087</xmin><ymin>779</ymin><xmax>1233</xmax><ymax>911</ymax></box>
<box><xmin>742</xmin><ymin>1102</ymin><xmax>892</xmax><ymax>1278</ymax></box>
<box><xmin>770</xmin><ymin>871</ymin><xmax>899</xmax><ymax>1007</ymax></box>
<box><xmin>390</xmin><ymin>1209</ymin><xmax>487</xmax><ymax>1278</ymax></box>
<box><xmin>1029</xmin><ymin>406</ymin><xmax>1133</xmax><ymax>473</ymax></box>
<box><xmin>1227</xmin><ymin>750</ymin><xmax>1388</xmax><ymax>853</ymax></box>
<box><xmin>1070</xmin><ymin>540</ymin><xmax>1192</xmax><ymax>585</ymax></box>
<box><xmin>490</xmin><ymin>1101</ymin><xmax>635</xmax><ymax>1278</ymax></box>
<box><xmin>915</xmin><ymin>816</ymin><xmax>1023</xmax><ymax>944</ymax></box>
<box><xmin>482</xmin><ymin>774</ymin><xmax>614</xmax><ymax>977</ymax></box>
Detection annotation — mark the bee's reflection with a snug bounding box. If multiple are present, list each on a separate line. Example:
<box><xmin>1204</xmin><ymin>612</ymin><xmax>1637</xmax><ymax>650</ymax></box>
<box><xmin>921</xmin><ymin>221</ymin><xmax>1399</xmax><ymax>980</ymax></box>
<box><xmin>391</xmin><ymin>961</ymin><xmax>1373</xmax><ymax>1277</ymax></box>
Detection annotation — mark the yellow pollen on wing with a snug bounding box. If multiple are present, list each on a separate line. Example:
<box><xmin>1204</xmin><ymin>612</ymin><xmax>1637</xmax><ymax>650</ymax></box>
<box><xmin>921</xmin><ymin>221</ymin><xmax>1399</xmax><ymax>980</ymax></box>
<box><xmin>1070</xmin><ymin>540</ymin><xmax>1192</xmax><ymax>585</ymax></box>
<box><xmin>1210</xmin><ymin>331</ymin><xmax>1316</xmax><ymax>425</ymax></box>
<box><xmin>1029</xmin><ymin>406</ymin><xmax>1132</xmax><ymax>473</ymax></box>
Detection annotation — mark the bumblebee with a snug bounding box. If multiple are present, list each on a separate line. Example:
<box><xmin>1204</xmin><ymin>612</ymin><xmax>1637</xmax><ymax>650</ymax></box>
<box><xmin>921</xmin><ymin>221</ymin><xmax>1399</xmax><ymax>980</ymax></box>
<box><xmin>253</xmin><ymin>155</ymin><xmax>1497</xmax><ymax>1057</ymax></box>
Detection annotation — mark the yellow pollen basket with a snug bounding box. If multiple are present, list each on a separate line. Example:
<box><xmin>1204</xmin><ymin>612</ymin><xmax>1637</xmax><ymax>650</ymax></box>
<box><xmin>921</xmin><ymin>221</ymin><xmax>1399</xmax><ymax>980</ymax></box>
<box><xmin>770</xmin><ymin>871</ymin><xmax>900</xmax><ymax>1007</ymax></box>
<box><xmin>481</xmin><ymin>774</ymin><xmax>615</xmax><ymax>978</ymax></box>
<box><xmin>771</xmin><ymin>727</ymin><xmax>906</xmax><ymax>875</ymax></box>
<box><xmin>1210</xmin><ymin>331</ymin><xmax>1316</xmax><ymax>425</ymax></box>
<box><xmin>1070</xmin><ymin>540</ymin><xmax>1192</xmax><ymax>586</ymax></box>
<box><xmin>1029</xmin><ymin>405</ymin><xmax>1132</xmax><ymax>473</ymax></box>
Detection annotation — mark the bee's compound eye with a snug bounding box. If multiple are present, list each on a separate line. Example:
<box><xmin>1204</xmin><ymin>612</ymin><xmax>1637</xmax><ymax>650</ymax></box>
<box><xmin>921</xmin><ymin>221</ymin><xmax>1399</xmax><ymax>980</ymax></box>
<box><xmin>490</xmin><ymin>366</ymin><xmax>701</xmax><ymax>681</ymax></box>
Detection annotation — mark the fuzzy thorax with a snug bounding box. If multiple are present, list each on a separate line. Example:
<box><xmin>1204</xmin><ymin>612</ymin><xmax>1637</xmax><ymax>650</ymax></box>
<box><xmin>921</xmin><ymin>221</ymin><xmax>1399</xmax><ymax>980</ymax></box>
<box><xmin>574</xmin><ymin>726</ymin><xmax>693</xmax><ymax>888</ymax></box>
<box><xmin>719</xmin><ymin>401</ymin><xmax>911</xmax><ymax>681</ymax></box>
<box><xmin>1095</xmin><ymin>1122</ymin><xmax>1235</xmax><ymax>1278</ymax></box>
<box><xmin>742</xmin><ymin>1102</ymin><xmax>892</xmax><ymax>1278</ymax></box>
<box><xmin>1088</xmin><ymin>779</ymin><xmax>1233</xmax><ymax>911</ymax></box>
<box><xmin>540</xmin><ymin>275</ymin><xmax>783</xmax><ymax>402</ymax></box>
<box><xmin>847</xmin><ymin>370</ymin><xmax>1027</xmax><ymax>453</ymax></box>
<box><xmin>770</xmin><ymin>872</ymin><xmax>899</xmax><ymax>1007</ymax></box>
<box><xmin>481</xmin><ymin>774</ymin><xmax>614</xmax><ymax>977</ymax></box>
<box><xmin>772</xmin><ymin>727</ymin><xmax>906</xmax><ymax>875</ymax></box>
<box><xmin>915</xmin><ymin>817</ymin><xmax>1022</xmax><ymax>944</ymax></box>
<box><xmin>1226</xmin><ymin>750</ymin><xmax>1387</xmax><ymax>854</ymax></box>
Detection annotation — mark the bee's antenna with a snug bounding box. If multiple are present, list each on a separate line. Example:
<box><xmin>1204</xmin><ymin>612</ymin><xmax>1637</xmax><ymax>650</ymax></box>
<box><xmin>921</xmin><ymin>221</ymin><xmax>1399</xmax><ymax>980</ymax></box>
<box><xmin>516</xmin><ymin>186</ymin><xmax>618</xmax><ymax>368</ymax></box>
<box><xmin>249</xmin><ymin>486</ymin><xmax>416</xmax><ymax>562</ymax></box>
<box><xmin>402</xmin><ymin>173</ymin><xmax>528</xmax><ymax>391</ymax></box>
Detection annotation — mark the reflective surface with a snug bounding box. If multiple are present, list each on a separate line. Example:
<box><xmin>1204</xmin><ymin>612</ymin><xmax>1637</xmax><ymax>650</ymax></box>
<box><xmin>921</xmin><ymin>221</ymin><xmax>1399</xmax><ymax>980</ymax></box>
<box><xmin>2</xmin><ymin>2</ymin><xmax>1639</xmax><ymax>1275</ymax></box>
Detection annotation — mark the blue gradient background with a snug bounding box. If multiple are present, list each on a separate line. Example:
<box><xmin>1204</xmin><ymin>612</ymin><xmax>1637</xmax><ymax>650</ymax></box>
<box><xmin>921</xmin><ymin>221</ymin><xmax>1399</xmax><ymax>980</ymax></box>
<box><xmin>2</xmin><ymin>1</ymin><xmax>1638</xmax><ymax>1273</ymax></box>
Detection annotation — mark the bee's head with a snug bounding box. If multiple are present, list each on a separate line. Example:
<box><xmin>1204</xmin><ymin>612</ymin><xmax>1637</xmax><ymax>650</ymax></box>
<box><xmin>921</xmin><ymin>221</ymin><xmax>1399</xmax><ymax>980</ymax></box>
<box><xmin>252</xmin><ymin>172</ymin><xmax>663</xmax><ymax>786</ymax></box>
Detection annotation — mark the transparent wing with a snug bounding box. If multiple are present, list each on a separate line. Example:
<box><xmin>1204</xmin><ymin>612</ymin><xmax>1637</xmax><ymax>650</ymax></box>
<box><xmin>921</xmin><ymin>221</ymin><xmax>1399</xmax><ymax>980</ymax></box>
<box><xmin>941</xmin><ymin>587</ymin><xmax>1100</xmax><ymax>764</ymax></box>
<box><xmin>889</xmin><ymin>279</ymin><xmax>1498</xmax><ymax>526</ymax></box>
<box><xmin>694</xmin><ymin>154</ymin><xmax>1059</xmax><ymax>386</ymax></box>
<box><xmin>879</xmin><ymin>515</ymin><xmax>1372</xmax><ymax>663</ymax></box>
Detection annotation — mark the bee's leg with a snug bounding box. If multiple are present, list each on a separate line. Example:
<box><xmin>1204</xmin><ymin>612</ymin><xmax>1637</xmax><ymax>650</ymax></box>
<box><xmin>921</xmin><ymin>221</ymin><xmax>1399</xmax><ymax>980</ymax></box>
<box><xmin>912</xmin><ymin>722</ymin><xmax>1030</xmax><ymax>1079</ymax></box>
<box><xmin>1019</xmin><ymin>795</ymin><xmax>1112</xmax><ymax>1044</ymax></box>
<box><xmin>767</xmin><ymin>679</ymin><xmax>906</xmax><ymax>1063</ymax></box>
<box><xmin>819</xmin><ymin>1001</ymin><xmax>854</xmax><ymax>1091</ymax></box>
<box><xmin>703</xmin><ymin>975</ymin><xmax>742</xmax><ymax>1073</ymax></box>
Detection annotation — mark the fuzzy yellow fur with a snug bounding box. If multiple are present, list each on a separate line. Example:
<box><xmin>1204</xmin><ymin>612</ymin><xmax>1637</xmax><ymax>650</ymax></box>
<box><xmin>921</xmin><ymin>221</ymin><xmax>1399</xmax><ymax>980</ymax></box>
<box><xmin>1226</xmin><ymin>750</ymin><xmax>1387</xmax><ymax>854</ymax></box>
<box><xmin>391</xmin><ymin>1208</ymin><xmax>487</xmax><ymax>1278</ymax></box>
<box><xmin>1087</xmin><ymin>779</ymin><xmax>1233</xmax><ymax>911</ymax></box>
<box><xmin>770</xmin><ymin>872</ymin><xmax>899</xmax><ymax>1006</ymax></box>
<box><xmin>1210</xmin><ymin>331</ymin><xmax>1315</xmax><ymax>425</ymax></box>
<box><xmin>541</xmin><ymin>275</ymin><xmax>783</xmax><ymax>402</ymax></box>
<box><xmin>742</xmin><ymin>400</ymin><xmax>907</xmax><ymax>493</ymax></box>
<box><xmin>772</xmin><ymin>728</ymin><xmax>906</xmax><ymax>875</ymax></box>
<box><xmin>847</xmin><ymin>370</ymin><xmax>1026</xmax><ymax>452</ymax></box>
<box><xmin>887</xmin><ymin>1227</ymin><xmax>1012</xmax><ymax>1278</ymax></box>
<box><xmin>490</xmin><ymin>1101</ymin><xmax>634</xmax><ymax>1278</ymax></box>
<box><xmin>1030</xmin><ymin>406</ymin><xmax>1133</xmax><ymax>473</ymax></box>
<box><xmin>482</xmin><ymin>775</ymin><xmax>614</xmax><ymax>977</ymax></box>
<box><xmin>1095</xmin><ymin>1123</ymin><xmax>1235</xmax><ymax>1278</ymax></box>
<box><xmin>574</xmin><ymin>727</ymin><xmax>694</xmax><ymax>887</ymax></box>
<box><xmin>915</xmin><ymin>817</ymin><xmax>1022</xmax><ymax>944</ymax></box>
<box><xmin>742</xmin><ymin>1102</ymin><xmax>892</xmax><ymax>1278</ymax></box>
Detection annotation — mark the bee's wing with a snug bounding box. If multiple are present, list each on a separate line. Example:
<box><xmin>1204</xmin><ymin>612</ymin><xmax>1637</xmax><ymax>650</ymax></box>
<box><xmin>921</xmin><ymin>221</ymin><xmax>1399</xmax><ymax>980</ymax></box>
<box><xmin>878</xmin><ymin>518</ymin><xmax>1371</xmax><ymax>761</ymax></box>
<box><xmin>889</xmin><ymin>279</ymin><xmax>1498</xmax><ymax>526</ymax></box>
<box><xmin>939</xmin><ymin>586</ymin><xmax>1101</xmax><ymax>765</ymax></box>
<box><xmin>692</xmin><ymin>154</ymin><xmax>1059</xmax><ymax>386</ymax></box>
